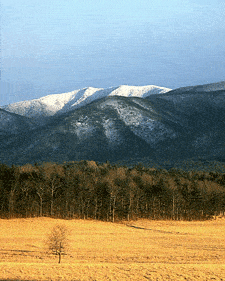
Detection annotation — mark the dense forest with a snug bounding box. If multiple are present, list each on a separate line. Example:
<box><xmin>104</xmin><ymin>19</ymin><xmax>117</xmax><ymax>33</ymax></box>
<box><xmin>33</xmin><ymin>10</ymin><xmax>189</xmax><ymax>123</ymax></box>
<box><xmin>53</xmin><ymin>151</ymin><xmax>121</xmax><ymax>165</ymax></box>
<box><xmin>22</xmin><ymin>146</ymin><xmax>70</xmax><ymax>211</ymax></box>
<box><xmin>0</xmin><ymin>160</ymin><xmax>225</xmax><ymax>221</ymax></box>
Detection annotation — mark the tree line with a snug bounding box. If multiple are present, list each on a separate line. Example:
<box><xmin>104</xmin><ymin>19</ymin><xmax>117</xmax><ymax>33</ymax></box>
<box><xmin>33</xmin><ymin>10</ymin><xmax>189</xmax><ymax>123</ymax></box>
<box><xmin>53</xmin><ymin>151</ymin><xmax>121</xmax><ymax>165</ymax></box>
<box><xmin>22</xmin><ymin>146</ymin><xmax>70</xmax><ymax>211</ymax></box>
<box><xmin>0</xmin><ymin>160</ymin><xmax>225</xmax><ymax>221</ymax></box>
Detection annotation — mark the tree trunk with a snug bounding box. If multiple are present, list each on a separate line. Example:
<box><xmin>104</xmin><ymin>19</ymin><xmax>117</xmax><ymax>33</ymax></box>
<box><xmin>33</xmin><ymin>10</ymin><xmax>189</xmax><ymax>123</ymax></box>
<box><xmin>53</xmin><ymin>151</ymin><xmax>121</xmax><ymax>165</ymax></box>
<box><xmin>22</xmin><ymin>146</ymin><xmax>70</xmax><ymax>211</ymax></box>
<box><xmin>50</xmin><ymin>181</ymin><xmax>54</xmax><ymax>216</ymax></box>
<box><xmin>40</xmin><ymin>197</ymin><xmax>43</xmax><ymax>217</ymax></box>
<box><xmin>152</xmin><ymin>197</ymin><xmax>156</xmax><ymax>219</ymax></box>
<box><xmin>50</xmin><ymin>199</ymin><xmax>54</xmax><ymax>216</ymax></box>
<box><xmin>172</xmin><ymin>192</ymin><xmax>175</xmax><ymax>220</ymax></box>
<box><xmin>58</xmin><ymin>242</ymin><xmax>62</xmax><ymax>264</ymax></box>
<box><xmin>109</xmin><ymin>197</ymin><xmax>112</xmax><ymax>222</ymax></box>
<box><xmin>9</xmin><ymin>189</ymin><xmax>15</xmax><ymax>218</ymax></box>
<box><xmin>112</xmin><ymin>196</ymin><xmax>116</xmax><ymax>223</ymax></box>
<box><xmin>128</xmin><ymin>196</ymin><xmax>133</xmax><ymax>221</ymax></box>
<box><xmin>86</xmin><ymin>199</ymin><xmax>90</xmax><ymax>219</ymax></box>
<box><xmin>94</xmin><ymin>198</ymin><xmax>98</xmax><ymax>220</ymax></box>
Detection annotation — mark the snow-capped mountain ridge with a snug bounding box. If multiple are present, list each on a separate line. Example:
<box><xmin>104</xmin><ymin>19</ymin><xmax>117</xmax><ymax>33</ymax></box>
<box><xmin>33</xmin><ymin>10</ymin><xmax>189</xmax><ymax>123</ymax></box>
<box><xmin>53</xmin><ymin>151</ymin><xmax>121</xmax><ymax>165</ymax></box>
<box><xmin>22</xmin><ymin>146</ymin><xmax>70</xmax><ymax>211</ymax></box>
<box><xmin>2</xmin><ymin>85</ymin><xmax>171</xmax><ymax>118</ymax></box>
<box><xmin>1</xmin><ymin>81</ymin><xmax>225</xmax><ymax>166</ymax></box>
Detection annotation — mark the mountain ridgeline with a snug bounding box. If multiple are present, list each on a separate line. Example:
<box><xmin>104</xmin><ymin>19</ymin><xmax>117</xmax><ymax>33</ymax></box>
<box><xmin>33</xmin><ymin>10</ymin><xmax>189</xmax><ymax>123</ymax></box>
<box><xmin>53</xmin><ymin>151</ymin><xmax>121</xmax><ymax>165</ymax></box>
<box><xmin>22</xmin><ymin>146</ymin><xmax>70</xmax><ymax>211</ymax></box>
<box><xmin>1</xmin><ymin>82</ymin><xmax>225</xmax><ymax>168</ymax></box>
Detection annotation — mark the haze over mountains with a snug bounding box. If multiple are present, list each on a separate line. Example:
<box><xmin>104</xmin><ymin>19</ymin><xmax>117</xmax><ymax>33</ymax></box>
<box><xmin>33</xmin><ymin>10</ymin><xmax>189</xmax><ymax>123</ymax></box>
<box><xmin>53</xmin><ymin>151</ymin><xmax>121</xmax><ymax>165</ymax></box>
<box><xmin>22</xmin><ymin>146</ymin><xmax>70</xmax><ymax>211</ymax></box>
<box><xmin>1</xmin><ymin>82</ymin><xmax>225</xmax><ymax>168</ymax></box>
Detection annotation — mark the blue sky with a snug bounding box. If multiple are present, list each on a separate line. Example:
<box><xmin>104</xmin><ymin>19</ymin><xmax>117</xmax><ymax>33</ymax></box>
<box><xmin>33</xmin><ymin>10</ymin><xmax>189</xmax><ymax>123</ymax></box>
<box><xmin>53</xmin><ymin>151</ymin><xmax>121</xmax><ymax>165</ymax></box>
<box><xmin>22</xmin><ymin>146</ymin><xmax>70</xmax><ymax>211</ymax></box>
<box><xmin>1</xmin><ymin>0</ymin><xmax>225</xmax><ymax>105</ymax></box>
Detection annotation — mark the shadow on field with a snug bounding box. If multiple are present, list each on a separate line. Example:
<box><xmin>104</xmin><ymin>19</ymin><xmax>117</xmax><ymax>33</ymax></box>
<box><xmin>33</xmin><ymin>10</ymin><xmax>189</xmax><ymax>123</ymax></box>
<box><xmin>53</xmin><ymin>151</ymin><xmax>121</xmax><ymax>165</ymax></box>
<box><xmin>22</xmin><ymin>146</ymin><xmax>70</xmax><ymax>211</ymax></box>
<box><xmin>126</xmin><ymin>224</ymin><xmax>189</xmax><ymax>235</ymax></box>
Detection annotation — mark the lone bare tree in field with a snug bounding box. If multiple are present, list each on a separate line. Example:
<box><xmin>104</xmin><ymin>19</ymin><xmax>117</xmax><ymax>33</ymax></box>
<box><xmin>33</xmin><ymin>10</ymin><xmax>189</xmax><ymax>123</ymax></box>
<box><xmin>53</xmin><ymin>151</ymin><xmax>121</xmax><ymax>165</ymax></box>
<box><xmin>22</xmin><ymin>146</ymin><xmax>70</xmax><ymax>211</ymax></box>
<box><xmin>46</xmin><ymin>224</ymin><xmax>69</xmax><ymax>263</ymax></box>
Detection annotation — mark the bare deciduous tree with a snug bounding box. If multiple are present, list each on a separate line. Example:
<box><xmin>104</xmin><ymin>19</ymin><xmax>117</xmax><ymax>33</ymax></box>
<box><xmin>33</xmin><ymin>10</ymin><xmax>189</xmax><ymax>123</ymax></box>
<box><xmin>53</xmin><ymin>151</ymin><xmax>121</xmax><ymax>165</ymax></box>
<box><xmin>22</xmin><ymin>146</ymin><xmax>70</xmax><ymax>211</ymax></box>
<box><xmin>46</xmin><ymin>224</ymin><xmax>69</xmax><ymax>263</ymax></box>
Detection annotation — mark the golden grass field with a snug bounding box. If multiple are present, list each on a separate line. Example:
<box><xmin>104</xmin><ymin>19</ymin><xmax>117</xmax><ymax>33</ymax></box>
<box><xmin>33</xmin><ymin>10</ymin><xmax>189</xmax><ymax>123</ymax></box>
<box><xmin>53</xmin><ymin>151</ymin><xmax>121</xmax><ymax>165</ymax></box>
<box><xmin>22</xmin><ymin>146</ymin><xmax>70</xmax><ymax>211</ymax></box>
<box><xmin>0</xmin><ymin>217</ymin><xmax>224</xmax><ymax>280</ymax></box>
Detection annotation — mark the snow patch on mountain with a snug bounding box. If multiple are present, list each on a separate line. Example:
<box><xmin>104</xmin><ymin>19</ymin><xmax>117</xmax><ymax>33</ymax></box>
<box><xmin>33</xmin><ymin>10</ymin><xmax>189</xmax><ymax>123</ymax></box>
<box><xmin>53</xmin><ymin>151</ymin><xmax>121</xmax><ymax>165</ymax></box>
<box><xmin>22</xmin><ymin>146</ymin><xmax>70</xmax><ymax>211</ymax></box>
<box><xmin>132</xmin><ymin>121</ymin><xmax>176</xmax><ymax>145</ymax></box>
<box><xmin>109</xmin><ymin>85</ymin><xmax>170</xmax><ymax>98</ymax></box>
<box><xmin>116</xmin><ymin>105</ymin><xmax>176</xmax><ymax>144</ymax></box>
<box><xmin>99</xmin><ymin>98</ymin><xmax>176</xmax><ymax>145</ymax></box>
<box><xmin>67</xmin><ymin>115</ymin><xmax>96</xmax><ymax>139</ymax></box>
<box><xmin>102</xmin><ymin>118</ymin><xmax>123</xmax><ymax>145</ymax></box>
<box><xmin>60</xmin><ymin>87</ymin><xmax>115</xmax><ymax>114</ymax></box>
<box><xmin>2</xmin><ymin>91</ymin><xmax>80</xmax><ymax>118</ymax></box>
<box><xmin>2</xmin><ymin>85</ymin><xmax>171</xmax><ymax>118</ymax></box>
<box><xmin>75</xmin><ymin>122</ymin><xmax>95</xmax><ymax>139</ymax></box>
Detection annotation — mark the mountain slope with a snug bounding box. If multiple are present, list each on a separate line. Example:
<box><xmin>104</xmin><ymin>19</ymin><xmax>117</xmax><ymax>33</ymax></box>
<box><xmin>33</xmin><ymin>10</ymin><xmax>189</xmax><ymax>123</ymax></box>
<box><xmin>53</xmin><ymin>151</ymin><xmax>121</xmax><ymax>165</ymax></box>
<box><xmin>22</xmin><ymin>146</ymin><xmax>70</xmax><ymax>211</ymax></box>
<box><xmin>0</xmin><ymin>109</ymin><xmax>35</xmax><ymax>135</ymax></box>
<box><xmin>0</xmin><ymin>96</ymin><xmax>166</xmax><ymax>164</ymax></box>
<box><xmin>1</xmin><ymin>81</ymin><xmax>225</xmax><ymax>166</ymax></box>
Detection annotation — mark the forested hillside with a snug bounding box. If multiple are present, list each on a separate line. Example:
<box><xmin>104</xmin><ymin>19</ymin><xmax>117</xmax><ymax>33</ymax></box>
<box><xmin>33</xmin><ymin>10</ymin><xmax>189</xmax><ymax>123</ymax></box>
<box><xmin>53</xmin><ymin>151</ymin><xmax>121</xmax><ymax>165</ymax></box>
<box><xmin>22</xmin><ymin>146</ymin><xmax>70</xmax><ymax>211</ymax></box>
<box><xmin>0</xmin><ymin>161</ymin><xmax>225</xmax><ymax>221</ymax></box>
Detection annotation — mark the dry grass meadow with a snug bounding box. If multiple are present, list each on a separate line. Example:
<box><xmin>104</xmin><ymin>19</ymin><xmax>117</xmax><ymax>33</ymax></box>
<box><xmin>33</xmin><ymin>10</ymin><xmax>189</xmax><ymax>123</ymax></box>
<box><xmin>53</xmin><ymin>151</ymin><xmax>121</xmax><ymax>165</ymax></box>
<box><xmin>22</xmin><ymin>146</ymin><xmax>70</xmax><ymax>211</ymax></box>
<box><xmin>0</xmin><ymin>217</ymin><xmax>224</xmax><ymax>280</ymax></box>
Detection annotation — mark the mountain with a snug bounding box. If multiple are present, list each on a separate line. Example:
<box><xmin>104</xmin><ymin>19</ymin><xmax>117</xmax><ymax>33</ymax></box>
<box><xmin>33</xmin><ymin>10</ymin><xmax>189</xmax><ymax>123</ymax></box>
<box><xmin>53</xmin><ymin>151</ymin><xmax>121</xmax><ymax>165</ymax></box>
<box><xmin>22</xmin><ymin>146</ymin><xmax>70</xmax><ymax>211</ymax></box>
<box><xmin>1</xmin><ymin>85</ymin><xmax>171</xmax><ymax>119</ymax></box>
<box><xmin>1</xmin><ymin>81</ymin><xmax>225</xmax><ymax>167</ymax></box>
